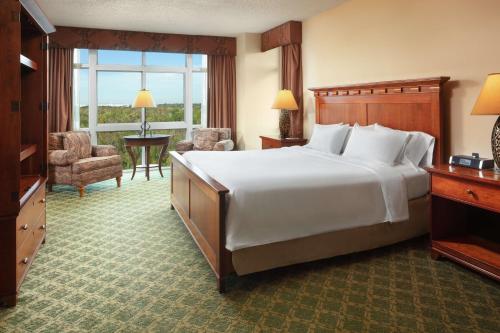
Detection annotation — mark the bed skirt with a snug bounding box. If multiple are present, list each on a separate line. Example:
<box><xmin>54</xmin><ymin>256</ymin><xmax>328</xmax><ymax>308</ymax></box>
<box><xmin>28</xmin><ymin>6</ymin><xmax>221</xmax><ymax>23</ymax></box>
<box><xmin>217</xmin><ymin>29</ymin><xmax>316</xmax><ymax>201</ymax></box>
<box><xmin>231</xmin><ymin>195</ymin><xmax>429</xmax><ymax>275</ymax></box>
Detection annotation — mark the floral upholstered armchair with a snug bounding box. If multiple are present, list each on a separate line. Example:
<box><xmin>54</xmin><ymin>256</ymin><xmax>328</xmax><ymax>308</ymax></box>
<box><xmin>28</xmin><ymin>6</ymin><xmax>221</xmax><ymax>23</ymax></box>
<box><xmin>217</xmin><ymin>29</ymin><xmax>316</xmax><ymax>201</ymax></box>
<box><xmin>175</xmin><ymin>128</ymin><xmax>234</xmax><ymax>153</ymax></box>
<box><xmin>48</xmin><ymin>131</ymin><xmax>123</xmax><ymax>197</ymax></box>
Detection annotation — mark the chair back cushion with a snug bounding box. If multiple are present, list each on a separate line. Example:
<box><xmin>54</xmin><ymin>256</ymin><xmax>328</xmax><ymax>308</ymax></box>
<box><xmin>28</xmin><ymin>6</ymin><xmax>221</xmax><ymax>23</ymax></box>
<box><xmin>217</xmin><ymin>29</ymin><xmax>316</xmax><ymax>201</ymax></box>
<box><xmin>49</xmin><ymin>132</ymin><xmax>66</xmax><ymax>150</ymax></box>
<box><xmin>193</xmin><ymin>129</ymin><xmax>219</xmax><ymax>151</ymax></box>
<box><xmin>218</xmin><ymin>128</ymin><xmax>231</xmax><ymax>140</ymax></box>
<box><xmin>63</xmin><ymin>131</ymin><xmax>92</xmax><ymax>159</ymax></box>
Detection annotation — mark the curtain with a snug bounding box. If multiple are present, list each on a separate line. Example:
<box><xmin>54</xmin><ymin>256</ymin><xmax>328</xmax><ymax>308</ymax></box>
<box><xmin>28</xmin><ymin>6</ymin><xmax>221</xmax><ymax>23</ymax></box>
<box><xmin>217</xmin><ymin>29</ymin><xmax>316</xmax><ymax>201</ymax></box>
<box><xmin>49</xmin><ymin>48</ymin><xmax>73</xmax><ymax>132</ymax></box>
<box><xmin>207</xmin><ymin>55</ymin><xmax>237</xmax><ymax>142</ymax></box>
<box><xmin>281</xmin><ymin>44</ymin><xmax>303</xmax><ymax>138</ymax></box>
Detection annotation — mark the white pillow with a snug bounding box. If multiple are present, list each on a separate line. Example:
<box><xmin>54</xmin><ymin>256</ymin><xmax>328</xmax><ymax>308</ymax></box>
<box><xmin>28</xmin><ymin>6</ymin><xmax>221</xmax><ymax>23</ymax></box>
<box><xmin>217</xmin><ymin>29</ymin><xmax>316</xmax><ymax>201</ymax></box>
<box><xmin>343</xmin><ymin>124</ymin><xmax>410</xmax><ymax>165</ymax></box>
<box><xmin>340</xmin><ymin>123</ymin><xmax>375</xmax><ymax>153</ymax></box>
<box><xmin>374</xmin><ymin>124</ymin><xmax>435</xmax><ymax>167</ymax></box>
<box><xmin>305</xmin><ymin>123</ymin><xmax>350</xmax><ymax>154</ymax></box>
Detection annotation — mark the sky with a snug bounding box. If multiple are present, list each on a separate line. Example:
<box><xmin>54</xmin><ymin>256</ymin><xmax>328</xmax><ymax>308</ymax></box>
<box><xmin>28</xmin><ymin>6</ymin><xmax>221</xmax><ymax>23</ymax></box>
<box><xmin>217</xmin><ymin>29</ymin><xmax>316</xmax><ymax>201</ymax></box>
<box><xmin>75</xmin><ymin>49</ymin><xmax>206</xmax><ymax>106</ymax></box>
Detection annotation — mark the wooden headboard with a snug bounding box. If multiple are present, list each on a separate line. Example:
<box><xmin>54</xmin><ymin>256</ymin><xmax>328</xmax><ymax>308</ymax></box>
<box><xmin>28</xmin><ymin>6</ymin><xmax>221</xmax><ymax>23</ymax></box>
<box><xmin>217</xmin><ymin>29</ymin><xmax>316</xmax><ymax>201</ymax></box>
<box><xmin>309</xmin><ymin>77</ymin><xmax>450</xmax><ymax>164</ymax></box>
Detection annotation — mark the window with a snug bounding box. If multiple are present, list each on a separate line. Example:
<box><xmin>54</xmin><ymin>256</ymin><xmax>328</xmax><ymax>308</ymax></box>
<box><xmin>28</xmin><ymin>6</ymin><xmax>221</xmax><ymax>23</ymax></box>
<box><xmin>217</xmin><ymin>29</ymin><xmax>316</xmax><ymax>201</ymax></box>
<box><xmin>73</xmin><ymin>49</ymin><xmax>208</xmax><ymax>167</ymax></box>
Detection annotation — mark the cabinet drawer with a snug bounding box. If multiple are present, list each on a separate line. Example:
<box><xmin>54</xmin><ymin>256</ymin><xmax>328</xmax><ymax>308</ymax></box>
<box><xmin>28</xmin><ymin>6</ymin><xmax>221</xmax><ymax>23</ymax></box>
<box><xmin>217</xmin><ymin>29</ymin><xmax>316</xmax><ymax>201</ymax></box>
<box><xmin>16</xmin><ymin>185</ymin><xmax>45</xmax><ymax>249</ymax></box>
<box><xmin>432</xmin><ymin>174</ymin><xmax>500</xmax><ymax>212</ymax></box>
<box><xmin>16</xmin><ymin>232</ymin><xmax>36</xmax><ymax>287</ymax></box>
<box><xmin>262</xmin><ymin>140</ymin><xmax>281</xmax><ymax>149</ymax></box>
<box><xmin>33</xmin><ymin>210</ymin><xmax>47</xmax><ymax>247</ymax></box>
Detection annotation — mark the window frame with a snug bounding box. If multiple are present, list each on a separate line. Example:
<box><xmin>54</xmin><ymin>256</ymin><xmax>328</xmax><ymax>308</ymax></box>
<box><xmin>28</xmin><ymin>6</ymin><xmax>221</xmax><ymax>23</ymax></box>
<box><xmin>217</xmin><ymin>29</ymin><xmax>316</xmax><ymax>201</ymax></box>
<box><xmin>73</xmin><ymin>49</ymin><xmax>208</xmax><ymax>146</ymax></box>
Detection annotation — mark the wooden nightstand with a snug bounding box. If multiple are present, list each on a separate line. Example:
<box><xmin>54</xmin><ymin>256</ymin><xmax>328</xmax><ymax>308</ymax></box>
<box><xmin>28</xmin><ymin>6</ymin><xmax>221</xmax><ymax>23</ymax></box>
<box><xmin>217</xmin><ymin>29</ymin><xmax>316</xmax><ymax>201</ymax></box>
<box><xmin>260</xmin><ymin>136</ymin><xmax>307</xmax><ymax>149</ymax></box>
<box><xmin>427</xmin><ymin>164</ymin><xmax>500</xmax><ymax>281</ymax></box>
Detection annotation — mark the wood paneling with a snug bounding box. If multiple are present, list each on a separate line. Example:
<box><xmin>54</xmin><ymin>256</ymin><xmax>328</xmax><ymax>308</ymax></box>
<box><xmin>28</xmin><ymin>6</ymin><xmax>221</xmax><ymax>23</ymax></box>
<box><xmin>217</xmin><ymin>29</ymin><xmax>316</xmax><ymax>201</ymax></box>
<box><xmin>50</xmin><ymin>26</ymin><xmax>237</xmax><ymax>56</ymax></box>
<box><xmin>310</xmin><ymin>77</ymin><xmax>450</xmax><ymax>164</ymax></box>
<box><xmin>261</xmin><ymin>21</ymin><xmax>302</xmax><ymax>52</ymax></box>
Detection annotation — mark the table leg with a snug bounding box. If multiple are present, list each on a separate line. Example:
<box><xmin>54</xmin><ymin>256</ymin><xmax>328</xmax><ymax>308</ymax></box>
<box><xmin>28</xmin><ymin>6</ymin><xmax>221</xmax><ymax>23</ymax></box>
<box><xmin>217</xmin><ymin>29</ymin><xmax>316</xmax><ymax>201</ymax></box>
<box><xmin>145</xmin><ymin>145</ymin><xmax>151</xmax><ymax>181</ymax></box>
<box><xmin>158</xmin><ymin>144</ymin><xmax>169</xmax><ymax>178</ymax></box>
<box><xmin>126</xmin><ymin>145</ymin><xmax>137</xmax><ymax>180</ymax></box>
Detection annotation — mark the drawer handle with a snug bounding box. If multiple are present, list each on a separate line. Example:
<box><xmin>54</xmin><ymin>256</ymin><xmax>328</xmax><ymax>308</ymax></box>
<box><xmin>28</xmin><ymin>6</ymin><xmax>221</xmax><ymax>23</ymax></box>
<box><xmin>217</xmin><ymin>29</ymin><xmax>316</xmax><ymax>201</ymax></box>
<box><xmin>40</xmin><ymin>198</ymin><xmax>46</xmax><ymax>204</ymax></box>
<box><xmin>22</xmin><ymin>224</ymin><xmax>28</xmax><ymax>230</ymax></box>
<box><xmin>465</xmin><ymin>189</ymin><xmax>474</xmax><ymax>196</ymax></box>
<box><xmin>41</xmin><ymin>224</ymin><xmax>46</xmax><ymax>230</ymax></box>
<box><xmin>21</xmin><ymin>257</ymin><xmax>29</xmax><ymax>264</ymax></box>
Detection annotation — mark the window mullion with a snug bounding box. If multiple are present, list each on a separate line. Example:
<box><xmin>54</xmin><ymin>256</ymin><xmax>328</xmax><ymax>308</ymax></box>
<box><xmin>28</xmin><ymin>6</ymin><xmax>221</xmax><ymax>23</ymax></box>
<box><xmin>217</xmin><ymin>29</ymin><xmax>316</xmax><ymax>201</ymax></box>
<box><xmin>185</xmin><ymin>54</ymin><xmax>193</xmax><ymax>140</ymax></box>
<box><xmin>88</xmin><ymin>49</ymin><xmax>98</xmax><ymax>145</ymax></box>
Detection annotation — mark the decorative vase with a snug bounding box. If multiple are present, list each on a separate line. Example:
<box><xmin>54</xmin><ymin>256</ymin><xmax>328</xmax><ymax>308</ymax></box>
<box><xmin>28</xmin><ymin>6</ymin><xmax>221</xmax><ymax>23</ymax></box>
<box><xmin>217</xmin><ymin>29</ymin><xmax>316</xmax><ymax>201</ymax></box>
<box><xmin>492</xmin><ymin>115</ymin><xmax>500</xmax><ymax>169</ymax></box>
<box><xmin>279</xmin><ymin>109</ymin><xmax>290</xmax><ymax>139</ymax></box>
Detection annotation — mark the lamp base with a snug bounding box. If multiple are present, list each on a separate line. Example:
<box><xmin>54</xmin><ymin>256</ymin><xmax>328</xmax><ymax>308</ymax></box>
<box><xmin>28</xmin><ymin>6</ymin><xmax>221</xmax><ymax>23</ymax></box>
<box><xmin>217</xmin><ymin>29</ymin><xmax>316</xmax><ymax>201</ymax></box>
<box><xmin>279</xmin><ymin>109</ymin><xmax>290</xmax><ymax>139</ymax></box>
<box><xmin>139</xmin><ymin>121</ymin><xmax>151</xmax><ymax>137</ymax></box>
<box><xmin>492</xmin><ymin>115</ymin><xmax>500</xmax><ymax>169</ymax></box>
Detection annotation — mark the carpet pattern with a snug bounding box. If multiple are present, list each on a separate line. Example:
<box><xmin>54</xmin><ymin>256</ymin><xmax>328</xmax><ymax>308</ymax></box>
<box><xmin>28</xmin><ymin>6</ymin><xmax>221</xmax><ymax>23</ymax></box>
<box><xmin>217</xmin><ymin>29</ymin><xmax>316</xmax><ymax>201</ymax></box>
<box><xmin>0</xmin><ymin>171</ymin><xmax>499</xmax><ymax>333</ymax></box>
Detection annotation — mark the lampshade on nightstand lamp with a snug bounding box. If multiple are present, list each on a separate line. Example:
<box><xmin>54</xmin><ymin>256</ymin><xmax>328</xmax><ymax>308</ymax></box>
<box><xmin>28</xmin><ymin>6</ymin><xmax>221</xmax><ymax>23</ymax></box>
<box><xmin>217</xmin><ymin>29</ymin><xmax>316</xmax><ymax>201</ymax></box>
<box><xmin>272</xmin><ymin>90</ymin><xmax>299</xmax><ymax>139</ymax></box>
<box><xmin>471</xmin><ymin>73</ymin><xmax>500</xmax><ymax>168</ymax></box>
<box><xmin>133</xmin><ymin>89</ymin><xmax>156</xmax><ymax>136</ymax></box>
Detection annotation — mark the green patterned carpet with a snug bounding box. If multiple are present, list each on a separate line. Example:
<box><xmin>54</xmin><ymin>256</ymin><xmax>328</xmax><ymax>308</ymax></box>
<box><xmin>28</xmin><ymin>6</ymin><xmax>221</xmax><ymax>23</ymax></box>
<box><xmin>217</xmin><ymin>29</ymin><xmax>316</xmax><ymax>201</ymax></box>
<box><xmin>0</xmin><ymin>170</ymin><xmax>499</xmax><ymax>333</ymax></box>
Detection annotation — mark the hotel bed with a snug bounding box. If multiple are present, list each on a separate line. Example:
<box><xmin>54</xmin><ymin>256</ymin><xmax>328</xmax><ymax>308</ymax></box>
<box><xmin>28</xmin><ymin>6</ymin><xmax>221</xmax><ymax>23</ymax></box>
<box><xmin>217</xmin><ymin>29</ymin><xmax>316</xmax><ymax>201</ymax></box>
<box><xmin>170</xmin><ymin>77</ymin><xmax>450</xmax><ymax>291</ymax></box>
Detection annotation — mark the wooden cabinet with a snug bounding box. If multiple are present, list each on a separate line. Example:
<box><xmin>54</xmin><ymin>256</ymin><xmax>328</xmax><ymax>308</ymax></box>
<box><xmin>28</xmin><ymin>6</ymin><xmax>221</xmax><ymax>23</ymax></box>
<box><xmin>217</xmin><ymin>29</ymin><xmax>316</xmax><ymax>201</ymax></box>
<box><xmin>0</xmin><ymin>0</ymin><xmax>54</xmax><ymax>307</ymax></box>
<box><xmin>427</xmin><ymin>164</ymin><xmax>500</xmax><ymax>281</ymax></box>
<box><xmin>260</xmin><ymin>136</ymin><xmax>307</xmax><ymax>149</ymax></box>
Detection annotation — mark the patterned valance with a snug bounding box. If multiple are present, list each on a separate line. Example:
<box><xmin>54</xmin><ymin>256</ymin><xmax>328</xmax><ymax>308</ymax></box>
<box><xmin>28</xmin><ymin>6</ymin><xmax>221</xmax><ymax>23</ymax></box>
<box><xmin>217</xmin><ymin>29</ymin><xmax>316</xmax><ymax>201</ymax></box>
<box><xmin>261</xmin><ymin>21</ymin><xmax>301</xmax><ymax>52</ymax></box>
<box><xmin>50</xmin><ymin>26</ymin><xmax>236</xmax><ymax>56</ymax></box>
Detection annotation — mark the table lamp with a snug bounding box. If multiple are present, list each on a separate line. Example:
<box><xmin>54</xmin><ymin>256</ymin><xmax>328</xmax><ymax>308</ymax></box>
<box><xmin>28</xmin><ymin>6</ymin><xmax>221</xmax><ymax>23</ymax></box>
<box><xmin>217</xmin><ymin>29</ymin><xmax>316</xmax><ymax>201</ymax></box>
<box><xmin>471</xmin><ymin>73</ymin><xmax>500</xmax><ymax>169</ymax></box>
<box><xmin>272</xmin><ymin>89</ymin><xmax>299</xmax><ymax>139</ymax></box>
<box><xmin>133</xmin><ymin>89</ymin><xmax>156</xmax><ymax>136</ymax></box>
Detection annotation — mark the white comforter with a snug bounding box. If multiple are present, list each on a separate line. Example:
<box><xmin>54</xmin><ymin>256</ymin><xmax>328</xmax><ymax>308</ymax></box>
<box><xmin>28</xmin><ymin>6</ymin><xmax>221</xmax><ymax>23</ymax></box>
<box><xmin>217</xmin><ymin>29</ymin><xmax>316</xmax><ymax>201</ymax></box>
<box><xmin>183</xmin><ymin>147</ymin><xmax>410</xmax><ymax>251</ymax></box>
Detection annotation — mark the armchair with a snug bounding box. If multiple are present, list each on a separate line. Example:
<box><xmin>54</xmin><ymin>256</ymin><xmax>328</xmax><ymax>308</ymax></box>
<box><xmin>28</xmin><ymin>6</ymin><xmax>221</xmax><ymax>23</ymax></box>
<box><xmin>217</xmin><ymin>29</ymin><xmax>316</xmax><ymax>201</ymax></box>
<box><xmin>175</xmin><ymin>128</ymin><xmax>234</xmax><ymax>153</ymax></box>
<box><xmin>48</xmin><ymin>131</ymin><xmax>123</xmax><ymax>197</ymax></box>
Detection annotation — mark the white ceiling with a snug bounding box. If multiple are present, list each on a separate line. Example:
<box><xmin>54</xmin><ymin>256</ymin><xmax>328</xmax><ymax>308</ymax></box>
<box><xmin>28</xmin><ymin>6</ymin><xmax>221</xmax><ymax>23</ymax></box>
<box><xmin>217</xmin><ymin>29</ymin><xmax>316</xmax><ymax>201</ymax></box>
<box><xmin>36</xmin><ymin>0</ymin><xmax>344</xmax><ymax>37</ymax></box>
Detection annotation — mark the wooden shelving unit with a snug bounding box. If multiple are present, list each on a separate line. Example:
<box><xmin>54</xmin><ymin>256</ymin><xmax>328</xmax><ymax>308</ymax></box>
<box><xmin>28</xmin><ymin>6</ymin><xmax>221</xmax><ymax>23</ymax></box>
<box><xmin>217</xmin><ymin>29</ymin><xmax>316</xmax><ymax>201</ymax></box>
<box><xmin>20</xmin><ymin>144</ymin><xmax>37</xmax><ymax>162</ymax></box>
<box><xmin>0</xmin><ymin>0</ymin><xmax>55</xmax><ymax>307</ymax></box>
<box><xmin>20</xmin><ymin>54</ymin><xmax>38</xmax><ymax>71</ymax></box>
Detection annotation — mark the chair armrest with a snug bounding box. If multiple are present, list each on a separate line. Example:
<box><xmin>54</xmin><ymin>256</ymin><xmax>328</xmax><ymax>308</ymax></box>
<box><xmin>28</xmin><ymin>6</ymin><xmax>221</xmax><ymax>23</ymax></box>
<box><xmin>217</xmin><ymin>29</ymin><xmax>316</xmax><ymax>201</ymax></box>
<box><xmin>92</xmin><ymin>145</ymin><xmax>118</xmax><ymax>157</ymax></box>
<box><xmin>48</xmin><ymin>150</ymin><xmax>78</xmax><ymax>166</ymax></box>
<box><xmin>213</xmin><ymin>139</ymin><xmax>234</xmax><ymax>151</ymax></box>
<box><xmin>176</xmin><ymin>140</ymin><xmax>194</xmax><ymax>152</ymax></box>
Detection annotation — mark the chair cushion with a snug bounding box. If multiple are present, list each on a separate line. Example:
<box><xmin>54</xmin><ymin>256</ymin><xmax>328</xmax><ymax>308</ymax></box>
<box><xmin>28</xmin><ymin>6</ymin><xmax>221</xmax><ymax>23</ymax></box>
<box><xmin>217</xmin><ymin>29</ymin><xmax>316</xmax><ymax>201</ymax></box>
<box><xmin>63</xmin><ymin>131</ymin><xmax>92</xmax><ymax>159</ymax></box>
<box><xmin>72</xmin><ymin>155</ymin><xmax>122</xmax><ymax>174</ymax></box>
<box><xmin>218</xmin><ymin>128</ymin><xmax>231</xmax><ymax>140</ymax></box>
<box><xmin>49</xmin><ymin>132</ymin><xmax>65</xmax><ymax>150</ymax></box>
<box><xmin>193</xmin><ymin>129</ymin><xmax>219</xmax><ymax>151</ymax></box>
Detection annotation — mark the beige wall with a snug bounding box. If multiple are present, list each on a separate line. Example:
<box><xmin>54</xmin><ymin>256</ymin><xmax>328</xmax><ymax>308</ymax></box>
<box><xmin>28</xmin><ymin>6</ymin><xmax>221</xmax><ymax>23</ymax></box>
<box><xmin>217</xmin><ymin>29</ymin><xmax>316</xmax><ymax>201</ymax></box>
<box><xmin>236</xmin><ymin>33</ymin><xmax>280</xmax><ymax>150</ymax></box>
<box><xmin>302</xmin><ymin>0</ymin><xmax>500</xmax><ymax>158</ymax></box>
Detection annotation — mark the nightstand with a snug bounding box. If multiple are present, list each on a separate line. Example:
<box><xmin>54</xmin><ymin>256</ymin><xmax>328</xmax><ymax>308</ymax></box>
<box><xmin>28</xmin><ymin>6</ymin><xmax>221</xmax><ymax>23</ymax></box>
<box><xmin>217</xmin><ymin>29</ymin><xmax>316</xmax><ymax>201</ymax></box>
<box><xmin>427</xmin><ymin>164</ymin><xmax>500</xmax><ymax>281</ymax></box>
<box><xmin>260</xmin><ymin>136</ymin><xmax>307</xmax><ymax>149</ymax></box>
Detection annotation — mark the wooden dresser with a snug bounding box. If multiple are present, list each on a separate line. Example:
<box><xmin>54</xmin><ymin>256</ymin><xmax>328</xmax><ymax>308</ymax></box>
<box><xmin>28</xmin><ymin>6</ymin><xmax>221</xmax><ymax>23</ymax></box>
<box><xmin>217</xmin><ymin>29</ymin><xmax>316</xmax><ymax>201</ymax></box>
<box><xmin>427</xmin><ymin>164</ymin><xmax>500</xmax><ymax>281</ymax></box>
<box><xmin>260</xmin><ymin>136</ymin><xmax>307</xmax><ymax>149</ymax></box>
<box><xmin>0</xmin><ymin>0</ymin><xmax>54</xmax><ymax>307</ymax></box>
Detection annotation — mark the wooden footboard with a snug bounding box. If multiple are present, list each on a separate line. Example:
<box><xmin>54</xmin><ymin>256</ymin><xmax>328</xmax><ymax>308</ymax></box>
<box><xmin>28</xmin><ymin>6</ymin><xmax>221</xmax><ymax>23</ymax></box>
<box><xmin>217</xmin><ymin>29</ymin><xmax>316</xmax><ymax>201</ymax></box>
<box><xmin>170</xmin><ymin>152</ymin><xmax>232</xmax><ymax>292</ymax></box>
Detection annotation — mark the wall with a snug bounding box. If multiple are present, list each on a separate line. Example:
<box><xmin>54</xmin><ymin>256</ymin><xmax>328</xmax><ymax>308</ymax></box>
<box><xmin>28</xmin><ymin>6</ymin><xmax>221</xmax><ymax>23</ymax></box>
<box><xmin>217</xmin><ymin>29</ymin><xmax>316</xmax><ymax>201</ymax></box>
<box><xmin>236</xmin><ymin>33</ymin><xmax>280</xmax><ymax>150</ymax></box>
<box><xmin>302</xmin><ymin>0</ymin><xmax>500</xmax><ymax>158</ymax></box>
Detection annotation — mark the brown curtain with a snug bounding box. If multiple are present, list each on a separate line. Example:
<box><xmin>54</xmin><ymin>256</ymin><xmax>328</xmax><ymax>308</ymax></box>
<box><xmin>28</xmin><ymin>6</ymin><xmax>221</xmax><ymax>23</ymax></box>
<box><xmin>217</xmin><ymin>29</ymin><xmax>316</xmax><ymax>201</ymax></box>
<box><xmin>207</xmin><ymin>55</ymin><xmax>236</xmax><ymax>142</ymax></box>
<box><xmin>282</xmin><ymin>44</ymin><xmax>303</xmax><ymax>138</ymax></box>
<box><xmin>49</xmin><ymin>48</ymin><xmax>73</xmax><ymax>132</ymax></box>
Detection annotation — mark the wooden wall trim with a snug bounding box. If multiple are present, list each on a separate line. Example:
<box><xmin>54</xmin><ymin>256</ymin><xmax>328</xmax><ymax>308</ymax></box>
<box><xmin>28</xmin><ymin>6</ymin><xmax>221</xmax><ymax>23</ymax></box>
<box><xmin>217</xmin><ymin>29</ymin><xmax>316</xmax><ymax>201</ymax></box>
<box><xmin>49</xmin><ymin>26</ymin><xmax>237</xmax><ymax>56</ymax></box>
<box><xmin>261</xmin><ymin>21</ymin><xmax>302</xmax><ymax>52</ymax></box>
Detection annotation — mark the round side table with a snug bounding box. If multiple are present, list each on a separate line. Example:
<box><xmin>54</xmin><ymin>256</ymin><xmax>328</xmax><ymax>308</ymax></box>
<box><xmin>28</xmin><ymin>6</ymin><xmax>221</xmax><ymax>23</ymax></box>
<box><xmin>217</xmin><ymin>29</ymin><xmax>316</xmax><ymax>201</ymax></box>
<box><xmin>123</xmin><ymin>134</ymin><xmax>171</xmax><ymax>181</ymax></box>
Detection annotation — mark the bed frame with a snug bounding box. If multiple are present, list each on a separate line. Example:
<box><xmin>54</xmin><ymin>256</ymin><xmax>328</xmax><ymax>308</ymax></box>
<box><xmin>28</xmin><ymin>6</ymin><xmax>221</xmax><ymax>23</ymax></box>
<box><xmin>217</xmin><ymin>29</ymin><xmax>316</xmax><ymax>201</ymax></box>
<box><xmin>170</xmin><ymin>77</ymin><xmax>450</xmax><ymax>292</ymax></box>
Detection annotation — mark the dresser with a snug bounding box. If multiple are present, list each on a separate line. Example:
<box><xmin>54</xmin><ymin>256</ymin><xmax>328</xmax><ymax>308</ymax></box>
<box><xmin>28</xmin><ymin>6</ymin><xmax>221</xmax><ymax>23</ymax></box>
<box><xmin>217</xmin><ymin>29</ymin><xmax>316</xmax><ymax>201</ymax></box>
<box><xmin>427</xmin><ymin>164</ymin><xmax>500</xmax><ymax>281</ymax></box>
<box><xmin>0</xmin><ymin>0</ymin><xmax>53</xmax><ymax>307</ymax></box>
<box><xmin>260</xmin><ymin>136</ymin><xmax>307</xmax><ymax>149</ymax></box>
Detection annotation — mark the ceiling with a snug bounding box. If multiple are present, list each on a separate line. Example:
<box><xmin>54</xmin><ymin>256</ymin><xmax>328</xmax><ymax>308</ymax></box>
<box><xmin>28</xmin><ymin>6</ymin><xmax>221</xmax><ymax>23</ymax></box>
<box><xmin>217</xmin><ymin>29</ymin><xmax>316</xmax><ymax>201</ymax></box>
<box><xmin>36</xmin><ymin>0</ymin><xmax>344</xmax><ymax>37</ymax></box>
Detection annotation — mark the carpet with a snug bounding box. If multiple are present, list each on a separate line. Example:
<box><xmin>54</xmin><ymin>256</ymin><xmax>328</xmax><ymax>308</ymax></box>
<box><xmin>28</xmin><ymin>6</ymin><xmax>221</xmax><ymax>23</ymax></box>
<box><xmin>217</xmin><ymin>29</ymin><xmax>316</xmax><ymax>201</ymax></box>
<box><xmin>0</xmin><ymin>171</ymin><xmax>499</xmax><ymax>333</ymax></box>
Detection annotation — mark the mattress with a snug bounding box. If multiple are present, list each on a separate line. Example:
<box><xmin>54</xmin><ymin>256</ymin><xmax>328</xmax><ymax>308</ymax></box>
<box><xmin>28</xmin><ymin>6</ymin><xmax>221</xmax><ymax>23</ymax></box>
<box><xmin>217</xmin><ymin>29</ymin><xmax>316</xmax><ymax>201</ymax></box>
<box><xmin>183</xmin><ymin>147</ymin><xmax>430</xmax><ymax>251</ymax></box>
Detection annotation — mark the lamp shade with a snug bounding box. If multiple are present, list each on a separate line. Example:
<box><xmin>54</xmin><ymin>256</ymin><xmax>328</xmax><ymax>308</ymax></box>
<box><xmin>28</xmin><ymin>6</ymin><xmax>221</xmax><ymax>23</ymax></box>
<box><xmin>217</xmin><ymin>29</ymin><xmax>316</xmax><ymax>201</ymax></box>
<box><xmin>271</xmin><ymin>90</ymin><xmax>299</xmax><ymax>110</ymax></box>
<box><xmin>471</xmin><ymin>73</ymin><xmax>500</xmax><ymax>115</ymax></box>
<box><xmin>132</xmin><ymin>89</ymin><xmax>156</xmax><ymax>108</ymax></box>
